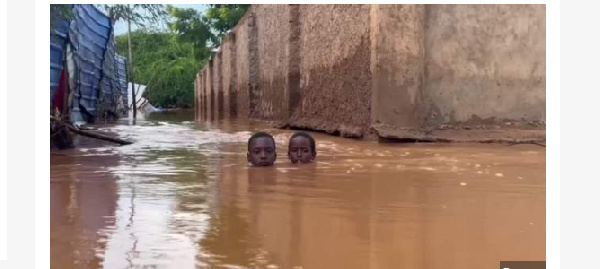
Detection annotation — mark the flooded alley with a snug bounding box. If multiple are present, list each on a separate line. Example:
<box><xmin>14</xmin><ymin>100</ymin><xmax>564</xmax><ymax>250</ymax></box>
<box><xmin>50</xmin><ymin>111</ymin><xmax>546</xmax><ymax>269</ymax></box>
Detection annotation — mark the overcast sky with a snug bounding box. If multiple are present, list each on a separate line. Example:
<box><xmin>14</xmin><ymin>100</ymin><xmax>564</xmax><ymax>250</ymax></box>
<box><xmin>112</xmin><ymin>4</ymin><xmax>207</xmax><ymax>35</ymax></box>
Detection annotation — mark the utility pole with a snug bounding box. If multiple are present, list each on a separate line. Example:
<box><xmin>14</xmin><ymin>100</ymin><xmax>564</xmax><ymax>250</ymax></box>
<box><xmin>127</xmin><ymin>4</ymin><xmax>137</xmax><ymax>122</ymax></box>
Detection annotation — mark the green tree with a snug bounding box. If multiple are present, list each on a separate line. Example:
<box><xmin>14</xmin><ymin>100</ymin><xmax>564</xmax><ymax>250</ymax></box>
<box><xmin>108</xmin><ymin>5</ymin><xmax>250</xmax><ymax>109</ymax></box>
<box><xmin>115</xmin><ymin>31</ymin><xmax>203</xmax><ymax>108</ymax></box>
<box><xmin>166</xmin><ymin>5</ymin><xmax>213</xmax><ymax>61</ymax></box>
<box><xmin>168</xmin><ymin>4</ymin><xmax>250</xmax><ymax>53</ymax></box>
<box><xmin>204</xmin><ymin>4</ymin><xmax>250</xmax><ymax>43</ymax></box>
<box><xmin>98</xmin><ymin>4</ymin><xmax>167</xmax><ymax>120</ymax></box>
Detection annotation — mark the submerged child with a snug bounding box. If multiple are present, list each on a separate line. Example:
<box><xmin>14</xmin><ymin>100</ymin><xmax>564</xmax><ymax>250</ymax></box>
<box><xmin>288</xmin><ymin>131</ymin><xmax>317</xmax><ymax>164</ymax></box>
<box><xmin>247</xmin><ymin>131</ymin><xmax>277</xmax><ymax>166</ymax></box>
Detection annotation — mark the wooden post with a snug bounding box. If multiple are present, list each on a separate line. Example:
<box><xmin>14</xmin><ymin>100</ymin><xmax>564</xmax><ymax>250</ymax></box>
<box><xmin>127</xmin><ymin>6</ymin><xmax>137</xmax><ymax>122</ymax></box>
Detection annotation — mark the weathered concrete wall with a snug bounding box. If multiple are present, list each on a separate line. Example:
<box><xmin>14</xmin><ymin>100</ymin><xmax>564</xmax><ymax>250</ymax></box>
<box><xmin>195</xmin><ymin>4</ymin><xmax>546</xmax><ymax>141</ymax></box>
<box><xmin>292</xmin><ymin>4</ymin><xmax>372</xmax><ymax>137</ymax></box>
<box><xmin>370</xmin><ymin>5</ymin><xmax>425</xmax><ymax>133</ymax></box>
<box><xmin>200</xmin><ymin>69</ymin><xmax>207</xmax><ymax>121</ymax></box>
<box><xmin>423</xmin><ymin>5</ymin><xmax>546</xmax><ymax>128</ymax></box>
<box><xmin>253</xmin><ymin>5</ymin><xmax>292</xmax><ymax>121</ymax></box>
<box><xmin>224</xmin><ymin>33</ymin><xmax>237</xmax><ymax>118</ymax></box>
<box><xmin>206</xmin><ymin>61</ymin><xmax>214</xmax><ymax>121</ymax></box>
<box><xmin>196</xmin><ymin>73</ymin><xmax>200</xmax><ymax>120</ymax></box>
<box><xmin>213</xmin><ymin>52</ymin><xmax>223</xmax><ymax>120</ymax></box>
<box><xmin>221</xmin><ymin>40</ymin><xmax>232</xmax><ymax>119</ymax></box>
<box><xmin>234</xmin><ymin>13</ymin><xmax>251</xmax><ymax>119</ymax></box>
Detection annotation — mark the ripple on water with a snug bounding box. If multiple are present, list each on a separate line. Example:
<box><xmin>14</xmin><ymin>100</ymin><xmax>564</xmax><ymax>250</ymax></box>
<box><xmin>51</xmin><ymin>120</ymin><xmax>546</xmax><ymax>269</ymax></box>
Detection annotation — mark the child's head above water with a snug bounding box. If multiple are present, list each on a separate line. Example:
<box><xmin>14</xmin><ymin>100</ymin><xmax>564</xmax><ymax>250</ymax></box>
<box><xmin>247</xmin><ymin>131</ymin><xmax>277</xmax><ymax>166</ymax></box>
<box><xmin>288</xmin><ymin>131</ymin><xmax>316</xmax><ymax>164</ymax></box>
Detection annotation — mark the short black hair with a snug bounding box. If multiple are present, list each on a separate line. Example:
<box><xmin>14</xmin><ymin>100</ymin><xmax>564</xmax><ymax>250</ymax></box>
<box><xmin>289</xmin><ymin>131</ymin><xmax>316</xmax><ymax>154</ymax></box>
<box><xmin>248</xmin><ymin>131</ymin><xmax>276</xmax><ymax>152</ymax></box>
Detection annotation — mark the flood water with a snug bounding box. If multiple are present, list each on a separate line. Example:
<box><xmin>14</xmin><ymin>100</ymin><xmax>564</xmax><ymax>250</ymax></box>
<box><xmin>51</xmin><ymin>110</ymin><xmax>546</xmax><ymax>269</ymax></box>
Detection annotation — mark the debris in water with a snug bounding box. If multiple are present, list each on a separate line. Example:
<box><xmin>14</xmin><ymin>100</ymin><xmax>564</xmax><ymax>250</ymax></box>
<box><xmin>495</xmin><ymin>173</ymin><xmax>504</xmax><ymax>177</ymax></box>
<box><xmin>460</xmin><ymin>182</ymin><xmax>467</xmax><ymax>186</ymax></box>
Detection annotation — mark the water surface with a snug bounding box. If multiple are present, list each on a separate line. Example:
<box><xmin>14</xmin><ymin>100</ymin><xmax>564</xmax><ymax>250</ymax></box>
<box><xmin>51</xmin><ymin>113</ymin><xmax>545</xmax><ymax>268</ymax></box>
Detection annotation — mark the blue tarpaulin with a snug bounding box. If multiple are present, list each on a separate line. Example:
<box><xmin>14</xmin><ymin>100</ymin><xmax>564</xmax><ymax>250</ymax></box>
<box><xmin>50</xmin><ymin>20</ymin><xmax>69</xmax><ymax>109</ymax></box>
<box><xmin>115</xmin><ymin>55</ymin><xmax>128</xmax><ymax>115</ymax></box>
<box><xmin>50</xmin><ymin>4</ymin><xmax>128</xmax><ymax>123</ymax></box>
<box><xmin>69</xmin><ymin>4</ymin><xmax>111</xmax><ymax>123</ymax></box>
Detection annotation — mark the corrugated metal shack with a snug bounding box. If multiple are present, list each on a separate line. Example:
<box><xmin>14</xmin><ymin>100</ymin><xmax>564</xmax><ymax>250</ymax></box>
<box><xmin>50</xmin><ymin>4</ymin><xmax>128</xmax><ymax>124</ymax></box>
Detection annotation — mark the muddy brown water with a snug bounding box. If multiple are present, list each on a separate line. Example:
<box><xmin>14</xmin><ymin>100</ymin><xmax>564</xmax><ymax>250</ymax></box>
<box><xmin>51</xmin><ymin>112</ymin><xmax>545</xmax><ymax>269</ymax></box>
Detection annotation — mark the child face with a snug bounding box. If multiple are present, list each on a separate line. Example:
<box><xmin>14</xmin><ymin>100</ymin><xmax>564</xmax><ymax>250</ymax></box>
<box><xmin>247</xmin><ymin>137</ymin><xmax>277</xmax><ymax>166</ymax></box>
<box><xmin>288</xmin><ymin>136</ymin><xmax>315</xmax><ymax>164</ymax></box>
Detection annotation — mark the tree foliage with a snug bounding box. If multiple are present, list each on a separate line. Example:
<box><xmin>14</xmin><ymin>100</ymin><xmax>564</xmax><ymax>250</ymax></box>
<box><xmin>168</xmin><ymin>4</ymin><xmax>250</xmax><ymax>50</ymax></box>
<box><xmin>166</xmin><ymin>5</ymin><xmax>213</xmax><ymax>61</ymax></box>
<box><xmin>115</xmin><ymin>31</ymin><xmax>203</xmax><ymax>108</ymax></box>
<box><xmin>98</xmin><ymin>4</ymin><xmax>167</xmax><ymax>25</ymax></box>
<box><xmin>109</xmin><ymin>4</ymin><xmax>249</xmax><ymax>108</ymax></box>
<box><xmin>205</xmin><ymin>5</ymin><xmax>250</xmax><ymax>42</ymax></box>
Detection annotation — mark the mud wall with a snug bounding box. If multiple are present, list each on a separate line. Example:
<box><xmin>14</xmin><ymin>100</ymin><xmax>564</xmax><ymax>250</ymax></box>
<box><xmin>224</xmin><ymin>33</ymin><xmax>237</xmax><ymax>118</ymax></box>
<box><xmin>200</xmin><ymin>69</ymin><xmax>207</xmax><ymax>121</ymax></box>
<box><xmin>214</xmin><ymin>52</ymin><xmax>223</xmax><ymax>120</ymax></box>
<box><xmin>253</xmin><ymin>4</ymin><xmax>292</xmax><ymax>121</ymax></box>
<box><xmin>194</xmin><ymin>4</ymin><xmax>546</xmax><ymax>141</ymax></box>
<box><xmin>221</xmin><ymin>39</ymin><xmax>232</xmax><ymax>119</ymax></box>
<box><xmin>234</xmin><ymin>15</ymin><xmax>251</xmax><ymax>119</ymax></box>
<box><xmin>218</xmin><ymin>35</ymin><xmax>235</xmax><ymax>118</ymax></box>
<box><xmin>292</xmin><ymin>5</ymin><xmax>372</xmax><ymax>137</ymax></box>
<box><xmin>370</xmin><ymin>5</ymin><xmax>425</xmax><ymax>134</ymax></box>
<box><xmin>205</xmin><ymin>61</ymin><xmax>213</xmax><ymax>121</ymax></box>
<box><xmin>422</xmin><ymin>5</ymin><xmax>546</xmax><ymax>128</ymax></box>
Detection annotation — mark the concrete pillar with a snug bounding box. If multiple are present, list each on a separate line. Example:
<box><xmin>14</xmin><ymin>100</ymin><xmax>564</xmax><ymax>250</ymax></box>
<box><xmin>370</xmin><ymin>5</ymin><xmax>425</xmax><ymax>133</ymax></box>
<box><xmin>201</xmin><ymin>69</ymin><xmax>206</xmax><ymax>121</ymax></box>
<box><xmin>288</xmin><ymin>4</ymin><xmax>301</xmax><ymax>119</ymax></box>
<box><xmin>207</xmin><ymin>59</ymin><xmax>214</xmax><ymax>121</ymax></box>
<box><xmin>194</xmin><ymin>75</ymin><xmax>198</xmax><ymax>121</ymax></box>
<box><xmin>200</xmin><ymin>73</ymin><xmax>204</xmax><ymax>121</ymax></box>
<box><xmin>247</xmin><ymin>12</ymin><xmax>260</xmax><ymax>118</ymax></box>
<box><xmin>216</xmin><ymin>51</ymin><xmax>224</xmax><ymax>120</ymax></box>
<box><xmin>228</xmin><ymin>32</ymin><xmax>238</xmax><ymax>118</ymax></box>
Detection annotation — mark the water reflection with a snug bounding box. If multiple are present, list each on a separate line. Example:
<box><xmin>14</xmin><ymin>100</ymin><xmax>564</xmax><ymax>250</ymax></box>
<box><xmin>50</xmin><ymin>154</ymin><xmax>119</xmax><ymax>269</ymax></box>
<box><xmin>51</xmin><ymin>117</ymin><xmax>545</xmax><ymax>269</ymax></box>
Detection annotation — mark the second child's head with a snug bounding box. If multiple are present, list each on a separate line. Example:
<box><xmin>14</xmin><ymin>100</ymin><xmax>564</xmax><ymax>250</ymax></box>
<box><xmin>288</xmin><ymin>131</ymin><xmax>316</xmax><ymax>164</ymax></box>
<box><xmin>247</xmin><ymin>132</ymin><xmax>277</xmax><ymax>166</ymax></box>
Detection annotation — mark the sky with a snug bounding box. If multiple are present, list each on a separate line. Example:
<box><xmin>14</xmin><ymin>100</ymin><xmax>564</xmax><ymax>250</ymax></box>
<box><xmin>112</xmin><ymin>4</ymin><xmax>207</xmax><ymax>35</ymax></box>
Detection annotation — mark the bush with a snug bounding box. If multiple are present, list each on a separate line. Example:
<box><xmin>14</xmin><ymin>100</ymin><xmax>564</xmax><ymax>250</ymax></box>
<box><xmin>115</xmin><ymin>31</ymin><xmax>204</xmax><ymax>108</ymax></box>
